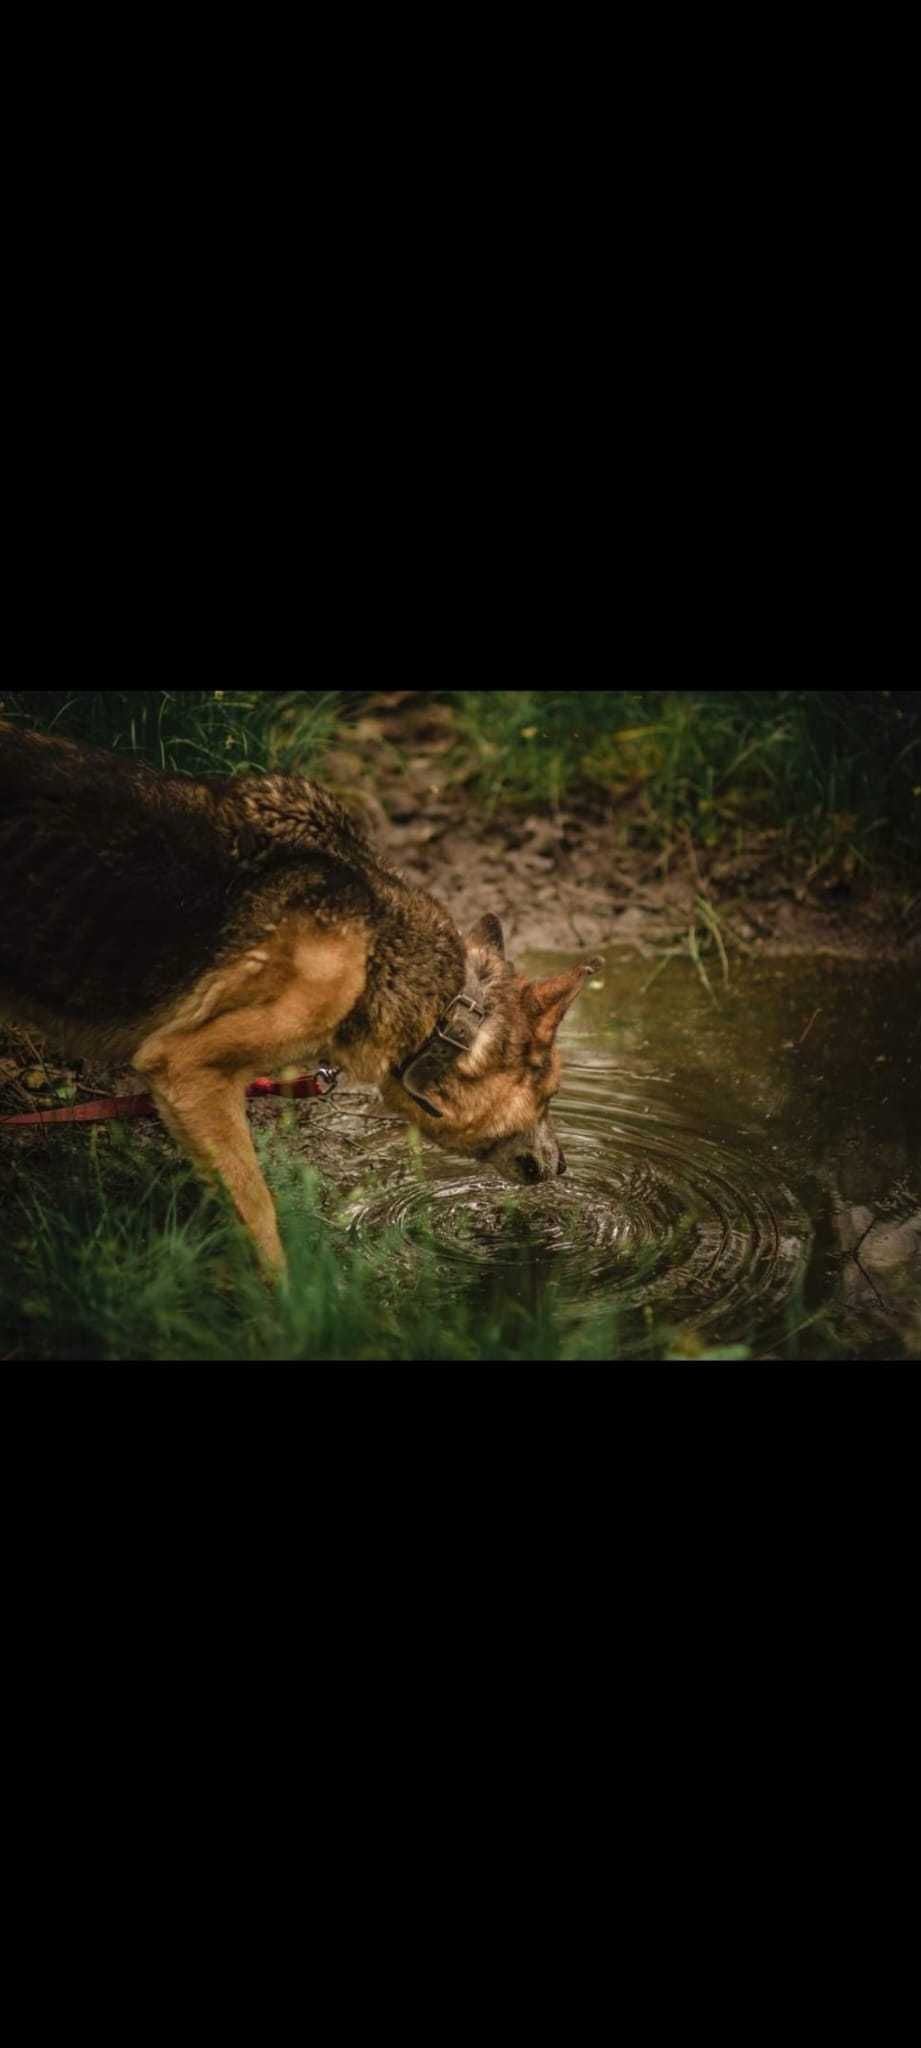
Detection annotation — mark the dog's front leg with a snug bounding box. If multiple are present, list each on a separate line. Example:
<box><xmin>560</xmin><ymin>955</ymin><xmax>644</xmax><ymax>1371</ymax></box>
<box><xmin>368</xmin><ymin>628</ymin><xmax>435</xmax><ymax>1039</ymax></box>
<box><xmin>146</xmin><ymin>1065</ymin><xmax>286</xmax><ymax>1280</ymax></box>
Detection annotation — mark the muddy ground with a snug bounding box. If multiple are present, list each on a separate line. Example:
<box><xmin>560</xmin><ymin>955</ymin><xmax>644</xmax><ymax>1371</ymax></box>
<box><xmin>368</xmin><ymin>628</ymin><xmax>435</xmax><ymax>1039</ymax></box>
<box><xmin>373</xmin><ymin>795</ymin><xmax>921</xmax><ymax>962</ymax></box>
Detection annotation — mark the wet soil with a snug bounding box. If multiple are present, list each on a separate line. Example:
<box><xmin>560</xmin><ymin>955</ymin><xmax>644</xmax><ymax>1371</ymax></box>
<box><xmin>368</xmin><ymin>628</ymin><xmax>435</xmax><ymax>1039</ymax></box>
<box><xmin>375</xmin><ymin>804</ymin><xmax>920</xmax><ymax>962</ymax></box>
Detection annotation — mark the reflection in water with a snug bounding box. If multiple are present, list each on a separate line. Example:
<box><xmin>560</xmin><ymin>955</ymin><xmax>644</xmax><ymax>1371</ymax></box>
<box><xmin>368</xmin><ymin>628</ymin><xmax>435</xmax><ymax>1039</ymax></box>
<box><xmin>277</xmin><ymin>953</ymin><xmax>921</xmax><ymax>1360</ymax></box>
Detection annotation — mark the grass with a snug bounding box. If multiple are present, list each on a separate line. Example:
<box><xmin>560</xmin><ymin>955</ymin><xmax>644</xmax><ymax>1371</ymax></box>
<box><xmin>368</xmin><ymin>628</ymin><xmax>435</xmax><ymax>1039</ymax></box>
<box><xmin>0</xmin><ymin>688</ymin><xmax>342</xmax><ymax>776</ymax></box>
<box><xmin>0</xmin><ymin>1121</ymin><xmax>596</xmax><ymax>1364</ymax></box>
<box><xmin>451</xmin><ymin>689</ymin><xmax>921</xmax><ymax>870</ymax></box>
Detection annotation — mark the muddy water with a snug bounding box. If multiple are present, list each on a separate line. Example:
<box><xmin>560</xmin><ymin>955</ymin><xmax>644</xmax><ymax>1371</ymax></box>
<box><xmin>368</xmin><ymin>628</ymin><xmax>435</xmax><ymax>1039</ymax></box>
<box><xmin>281</xmin><ymin>952</ymin><xmax>921</xmax><ymax>1360</ymax></box>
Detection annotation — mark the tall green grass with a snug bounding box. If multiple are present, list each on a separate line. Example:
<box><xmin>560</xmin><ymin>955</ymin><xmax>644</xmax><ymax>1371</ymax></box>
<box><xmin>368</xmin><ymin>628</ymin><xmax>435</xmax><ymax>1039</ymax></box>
<box><xmin>0</xmin><ymin>1124</ymin><xmax>581</xmax><ymax>1363</ymax></box>
<box><xmin>452</xmin><ymin>689</ymin><xmax>921</xmax><ymax>865</ymax></box>
<box><xmin>0</xmin><ymin>689</ymin><xmax>341</xmax><ymax>776</ymax></box>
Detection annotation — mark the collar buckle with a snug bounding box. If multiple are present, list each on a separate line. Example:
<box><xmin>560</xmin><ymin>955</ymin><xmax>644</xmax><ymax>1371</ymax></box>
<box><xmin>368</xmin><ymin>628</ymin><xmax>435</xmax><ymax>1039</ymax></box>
<box><xmin>435</xmin><ymin>993</ymin><xmax>486</xmax><ymax>1052</ymax></box>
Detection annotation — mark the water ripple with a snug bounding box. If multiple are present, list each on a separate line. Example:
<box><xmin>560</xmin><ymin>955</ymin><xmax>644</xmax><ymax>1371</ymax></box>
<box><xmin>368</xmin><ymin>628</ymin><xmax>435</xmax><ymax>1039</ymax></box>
<box><xmin>334</xmin><ymin>1057</ymin><xmax>812</xmax><ymax>1351</ymax></box>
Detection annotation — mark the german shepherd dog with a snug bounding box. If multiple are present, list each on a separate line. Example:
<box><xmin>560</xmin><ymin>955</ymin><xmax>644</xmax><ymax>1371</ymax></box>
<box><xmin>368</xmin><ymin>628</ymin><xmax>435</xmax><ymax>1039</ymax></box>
<box><xmin>0</xmin><ymin>724</ymin><xmax>598</xmax><ymax>1276</ymax></box>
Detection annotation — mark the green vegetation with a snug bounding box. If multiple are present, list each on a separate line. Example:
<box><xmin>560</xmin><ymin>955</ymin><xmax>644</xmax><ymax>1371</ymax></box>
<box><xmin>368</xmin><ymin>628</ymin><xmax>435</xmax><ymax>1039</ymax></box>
<box><xmin>0</xmin><ymin>688</ymin><xmax>339</xmax><ymax>776</ymax></box>
<box><xmin>0</xmin><ymin>1122</ymin><xmax>584</xmax><ymax>1363</ymax></box>
<box><xmin>452</xmin><ymin>688</ymin><xmax>921</xmax><ymax>869</ymax></box>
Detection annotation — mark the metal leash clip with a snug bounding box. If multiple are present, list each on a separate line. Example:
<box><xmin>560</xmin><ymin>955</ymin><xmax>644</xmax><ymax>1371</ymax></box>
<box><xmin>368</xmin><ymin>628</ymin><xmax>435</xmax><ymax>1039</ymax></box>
<box><xmin>312</xmin><ymin>1064</ymin><xmax>341</xmax><ymax>1097</ymax></box>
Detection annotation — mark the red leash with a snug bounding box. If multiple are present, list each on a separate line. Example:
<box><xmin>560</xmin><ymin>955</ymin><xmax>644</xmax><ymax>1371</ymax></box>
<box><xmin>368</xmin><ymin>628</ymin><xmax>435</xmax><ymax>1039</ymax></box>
<box><xmin>0</xmin><ymin>1066</ymin><xmax>340</xmax><ymax>1130</ymax></box>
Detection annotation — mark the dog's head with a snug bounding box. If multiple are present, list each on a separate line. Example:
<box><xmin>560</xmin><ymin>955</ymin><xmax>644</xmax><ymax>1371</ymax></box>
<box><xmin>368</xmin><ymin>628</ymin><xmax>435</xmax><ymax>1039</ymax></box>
<box><xmin>381</xmin><ymin>914</ymin><xmax>600</xmax><ymax>1184</ymax></box>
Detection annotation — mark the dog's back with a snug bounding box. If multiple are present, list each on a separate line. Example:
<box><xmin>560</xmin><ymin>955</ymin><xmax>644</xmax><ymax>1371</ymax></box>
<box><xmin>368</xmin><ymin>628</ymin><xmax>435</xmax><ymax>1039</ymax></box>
<box><xmin>0</xmin><ymin>725</ymin><xmax>237</xmax><ymax>1032</ymax></box>
<box><xmin>0</xmin><ymin>724</ymin><xmax>377</xmax><ymax>1043</ymax></box>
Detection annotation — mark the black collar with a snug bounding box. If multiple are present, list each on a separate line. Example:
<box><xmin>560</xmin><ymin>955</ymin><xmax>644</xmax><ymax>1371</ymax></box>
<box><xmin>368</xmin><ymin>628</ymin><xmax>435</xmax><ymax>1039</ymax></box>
<box><xmin>394</xmin><ymin>991</ymin><xmax>486</xmax><ymax>1118</ymax></box>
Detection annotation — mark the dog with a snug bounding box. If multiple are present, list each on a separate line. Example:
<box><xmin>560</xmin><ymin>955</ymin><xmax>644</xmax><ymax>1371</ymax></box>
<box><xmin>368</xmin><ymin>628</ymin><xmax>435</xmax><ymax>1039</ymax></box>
<box><xmin>0</xmin><ymin>722</ymin><xmax>599</xmax><ymax>1275</ymax></box>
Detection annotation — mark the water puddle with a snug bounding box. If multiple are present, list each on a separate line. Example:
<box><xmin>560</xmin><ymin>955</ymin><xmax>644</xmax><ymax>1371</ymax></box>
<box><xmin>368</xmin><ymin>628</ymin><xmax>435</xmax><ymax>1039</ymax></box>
<box><xmin>276</xmin><ymin>951</ymin><xmax>921</xmax><ymax>1360</ymax></box>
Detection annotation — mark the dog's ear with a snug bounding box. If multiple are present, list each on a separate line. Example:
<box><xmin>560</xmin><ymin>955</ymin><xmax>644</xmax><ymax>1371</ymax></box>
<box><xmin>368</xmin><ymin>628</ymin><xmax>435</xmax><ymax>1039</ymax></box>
<box><xmin>466</xmin><ymin>913</ymin><xmax>505</xmax><ymax>957</ymax></box>
<box><xmin>525</xmin><ymin>958</ymin><xmax>601</xmax><ymax>1044</ymax></box>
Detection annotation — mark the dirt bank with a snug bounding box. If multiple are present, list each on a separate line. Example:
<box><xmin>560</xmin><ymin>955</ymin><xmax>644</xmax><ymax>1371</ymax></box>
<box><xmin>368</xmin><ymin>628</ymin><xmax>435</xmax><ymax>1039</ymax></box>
<box><xmin>371</xmin><ymin>803</ymin><xmax>918</xmax><ymax>962</ymax></box>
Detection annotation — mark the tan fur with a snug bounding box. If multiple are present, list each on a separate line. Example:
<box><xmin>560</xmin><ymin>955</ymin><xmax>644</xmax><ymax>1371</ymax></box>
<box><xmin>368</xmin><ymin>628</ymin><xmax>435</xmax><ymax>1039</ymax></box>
<box><xmin>132</xmin><ymin>917</ymin><xmax>369</xmax><ymax>1273</ymax></box>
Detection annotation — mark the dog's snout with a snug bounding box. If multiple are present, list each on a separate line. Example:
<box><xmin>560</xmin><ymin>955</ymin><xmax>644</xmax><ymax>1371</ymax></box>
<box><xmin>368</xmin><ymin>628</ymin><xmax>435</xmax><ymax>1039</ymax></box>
<box><xmin>486</xmin><ymin>1124</ymin><xmax>564</xmax><ymax>1185</ymax></box>
<box><xmin>517</xmin><ymin>1147</ymin><xmax>565</xmax><ymax>1184</ymax></box>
